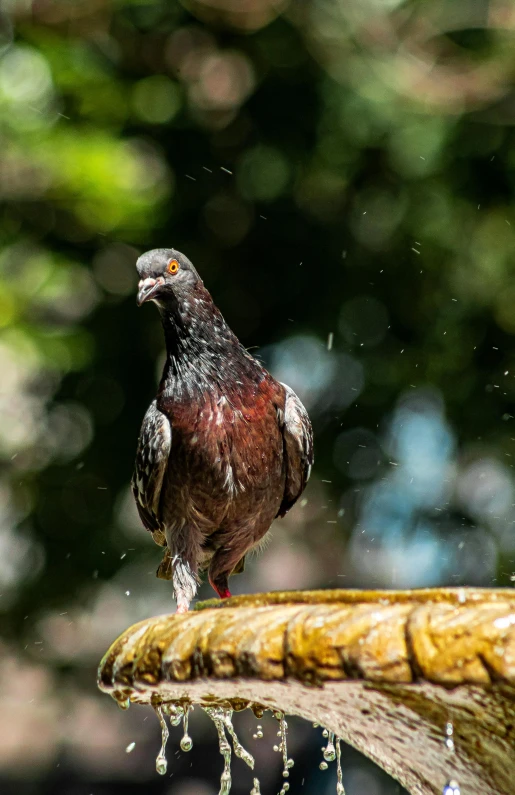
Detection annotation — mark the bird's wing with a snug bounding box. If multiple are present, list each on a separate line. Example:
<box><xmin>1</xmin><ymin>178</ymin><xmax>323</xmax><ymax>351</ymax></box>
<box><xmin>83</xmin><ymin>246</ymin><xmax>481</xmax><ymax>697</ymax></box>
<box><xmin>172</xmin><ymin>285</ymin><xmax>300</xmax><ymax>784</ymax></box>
<box><xmin>131</xmin><ymin>399</ymin><xmax>172</xmax><ymax>543</ymax></box>
<box><xmin>276</xmin><ymin>383</ymin><xmax>314</xmax><ymax>517</ymax></box>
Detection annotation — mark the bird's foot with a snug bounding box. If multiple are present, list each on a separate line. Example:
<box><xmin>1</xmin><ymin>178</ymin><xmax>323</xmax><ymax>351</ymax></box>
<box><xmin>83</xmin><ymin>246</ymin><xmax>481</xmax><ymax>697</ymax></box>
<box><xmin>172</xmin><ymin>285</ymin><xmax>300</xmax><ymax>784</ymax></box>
<box><xmin>210</xmin><ymin>580</ymin><xmax>232</xmax><ymax>600</ymax></box>
<box><xmin>209</xmin><ymin>566</ymin><xmax>232</xmax><ymax>600</ymax></box>
<box><xmin>176</xmin><ymin>603</ymin><xmax>189</xmax><ymax>614</ymax></box>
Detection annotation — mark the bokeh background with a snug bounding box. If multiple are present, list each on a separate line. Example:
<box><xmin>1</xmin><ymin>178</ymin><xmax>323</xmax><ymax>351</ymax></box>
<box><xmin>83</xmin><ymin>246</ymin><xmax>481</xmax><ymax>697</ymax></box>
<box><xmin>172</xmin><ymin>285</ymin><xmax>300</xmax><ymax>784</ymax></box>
<box><xmin>1</xmin><ymin>0</ymin><xmax>515</xmax><ymax>792</ymax></box>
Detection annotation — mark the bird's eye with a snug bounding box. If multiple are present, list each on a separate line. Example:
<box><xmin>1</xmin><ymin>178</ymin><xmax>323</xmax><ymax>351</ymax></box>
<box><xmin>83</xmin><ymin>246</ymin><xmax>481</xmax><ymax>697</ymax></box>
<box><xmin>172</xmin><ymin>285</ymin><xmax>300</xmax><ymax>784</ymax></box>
<box><xmin>167</xmin><ymin>259</ymin><xmax>180</xmax><ymax>275</ymax></box>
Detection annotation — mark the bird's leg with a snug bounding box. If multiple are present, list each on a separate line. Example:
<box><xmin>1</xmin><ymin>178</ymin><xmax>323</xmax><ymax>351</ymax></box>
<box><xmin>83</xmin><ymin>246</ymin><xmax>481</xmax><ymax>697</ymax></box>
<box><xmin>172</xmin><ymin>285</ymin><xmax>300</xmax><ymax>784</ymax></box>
<box><xmin>164</xmin><ymin>527</ymin><xmax>202</xmax><ymax>614</ymax></box>
<box><xmin>208</xmin><ymin>544</ymin><xmax>244</xmax><ymax>600</ymax></box>
<box><xmin>175</xmin><ymin>595</ymin><xmax>191</xmax><ymax>614</ymax></box>
<box><xmin>209</xmin><ymin>572</ymin><xmax>232</xmax><ymax>600</ymax></box>
<box><xmin>171</xmin><ymin>554</ymin><xmax>198</xmax><ymax>613</ymax></box>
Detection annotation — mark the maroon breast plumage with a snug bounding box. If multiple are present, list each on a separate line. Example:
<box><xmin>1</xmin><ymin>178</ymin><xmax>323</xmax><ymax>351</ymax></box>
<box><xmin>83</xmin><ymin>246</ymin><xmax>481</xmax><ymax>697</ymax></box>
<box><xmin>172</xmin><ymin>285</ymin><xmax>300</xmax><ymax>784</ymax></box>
<box><xmin>132</xmin><ymin>248</ymin><xmax>313</xmax><ymax>612</ymax></box>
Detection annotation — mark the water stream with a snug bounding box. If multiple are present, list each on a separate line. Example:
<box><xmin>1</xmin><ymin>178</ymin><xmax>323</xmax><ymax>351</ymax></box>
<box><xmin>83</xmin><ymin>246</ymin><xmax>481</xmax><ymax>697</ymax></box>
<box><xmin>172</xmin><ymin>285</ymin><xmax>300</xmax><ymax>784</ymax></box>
<box><xmin>148</xmin><ymin>700</ymin><xmax>458</xmax><ymax>795</ymax></box>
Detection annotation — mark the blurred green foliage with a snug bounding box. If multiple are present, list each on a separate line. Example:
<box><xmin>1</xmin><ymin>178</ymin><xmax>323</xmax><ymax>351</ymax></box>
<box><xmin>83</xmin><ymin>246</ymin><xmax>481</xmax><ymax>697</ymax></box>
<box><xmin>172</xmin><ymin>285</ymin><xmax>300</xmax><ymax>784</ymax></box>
<box><xmin>2</xmin><ymin>0</ymin><xmax>515</xmax><ymax>646</ymax></box>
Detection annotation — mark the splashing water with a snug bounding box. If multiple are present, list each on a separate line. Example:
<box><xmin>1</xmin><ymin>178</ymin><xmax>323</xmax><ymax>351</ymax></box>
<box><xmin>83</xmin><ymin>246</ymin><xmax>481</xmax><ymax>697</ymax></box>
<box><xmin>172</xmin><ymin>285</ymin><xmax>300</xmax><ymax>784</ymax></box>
<box><xmin>180</xmin><ymin>706</ymin><xmax>193</xmax><ymax>752</ymax></box>
<box><xmin>153</xmin><ymin>705</ymin><xmax>169</xmax><ymax>775</ymax></box>
<box><xmin>444</xmin><ymin>722</ymin><xmax>455</xmax><ymax>752</ymax></box>
<box><xmin>443</xmin><ymin>779</ymin><xmax>460</xmax><ymax>795</ymax></box>
<box><xmin>336</xmin><ymin>737</ymin><xmax>345</xmax><ymax>795</ymax></box>
<box><xmin>204</xmin><ymin>707</ymin><xmax>233</xmax><ymax>795</ymax></box>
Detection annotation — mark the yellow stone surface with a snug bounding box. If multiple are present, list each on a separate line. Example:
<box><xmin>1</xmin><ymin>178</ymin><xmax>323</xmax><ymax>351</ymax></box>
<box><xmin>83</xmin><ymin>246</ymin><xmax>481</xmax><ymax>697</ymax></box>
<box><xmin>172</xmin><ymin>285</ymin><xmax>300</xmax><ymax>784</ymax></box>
<box><xmin>98</xmin><ymin>588</ymin><xmax>515</xmax><ymax>795</ymax></box>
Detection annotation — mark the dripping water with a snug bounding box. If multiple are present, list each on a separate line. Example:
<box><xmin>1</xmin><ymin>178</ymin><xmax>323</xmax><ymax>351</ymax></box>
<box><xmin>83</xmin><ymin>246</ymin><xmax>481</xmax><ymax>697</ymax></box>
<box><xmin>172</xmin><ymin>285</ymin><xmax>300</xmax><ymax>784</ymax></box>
<box><xmin>153</xmin><ymin>705</ymin><xmax>169</xmax><ymax>775</ymax></box>
<box><xmin>220</xmin><ymin>709</ymin><xmax>254</xmax><ymax>769</ymax></box>
<box><xmin>180</xmin><ymin>705</ymin><xmax>193</xmax><ymax>752</ymax></box>
<box><xmin>146</xmin><ymin>702</ymin><xmax>346</xmax><ymax>795</ymax></box>
<box><xmin>323</xmin><ymin>731</ymin><xmax>336</xmax><ymax>762</ymax></box>
<box><xmin>336</xmin><ymin>737</ymin><xmax>345</xmax><ymax>795</ymax></box>
<box><xmin>113</xmin><ymin>691</ymin><xmax>130</xmax><ymax>710</ymax></box>
<box><xmin>274</xmin><ymin>711</ymin><xmax>294</xmax><ymax>795</ymax></box>
<box><xmin>319</xmin><ymin>726</ymin><xmax>345</xmax><ymax>791</ymax></box>
<box><xmin>204</xmin><ymin>707</ymin><xmax>233</xmax><ymax>795</ymax></box>
<box><xmin>164</xmin><ymin>702</ymin><xmax>184</xmax><ymax>726</ymax></box>
<box><xmin>250</xmin><ymin>779</ymin><xmax>261</xmax><ymax>795</ymax></box>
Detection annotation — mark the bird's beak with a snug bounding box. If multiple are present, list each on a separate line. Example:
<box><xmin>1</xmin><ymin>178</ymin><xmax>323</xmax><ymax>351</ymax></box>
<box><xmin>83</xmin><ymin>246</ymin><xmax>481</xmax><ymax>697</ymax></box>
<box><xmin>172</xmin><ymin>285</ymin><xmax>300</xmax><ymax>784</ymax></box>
<box><xmin>137</xmin><ymin>277</ymin><xmax>162</xmax><ymax>306</ymax></box>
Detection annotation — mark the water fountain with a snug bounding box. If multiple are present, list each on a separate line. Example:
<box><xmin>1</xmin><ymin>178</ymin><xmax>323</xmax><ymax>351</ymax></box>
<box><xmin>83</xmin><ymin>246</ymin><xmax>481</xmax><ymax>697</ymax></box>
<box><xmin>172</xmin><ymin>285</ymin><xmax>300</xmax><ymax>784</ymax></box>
<box><xmin>98</xmin><ymin>588</ymin><xmax>515</xmax><ymax>794</ymax></box>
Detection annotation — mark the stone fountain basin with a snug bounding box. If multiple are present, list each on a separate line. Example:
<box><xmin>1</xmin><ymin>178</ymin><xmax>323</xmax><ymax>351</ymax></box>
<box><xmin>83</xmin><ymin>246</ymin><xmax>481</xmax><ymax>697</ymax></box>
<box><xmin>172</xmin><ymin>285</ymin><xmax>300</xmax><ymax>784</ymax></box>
<box><xmin>98</xmin><ymin>588</ymin><xmax>515</xmax><ymax>795</ymax></box>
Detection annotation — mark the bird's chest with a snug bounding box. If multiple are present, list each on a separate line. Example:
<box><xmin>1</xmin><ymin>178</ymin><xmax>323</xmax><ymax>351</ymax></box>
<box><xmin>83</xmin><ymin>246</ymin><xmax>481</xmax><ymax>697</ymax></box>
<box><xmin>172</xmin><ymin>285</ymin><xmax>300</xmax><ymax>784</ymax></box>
<box><xmin>160</xmin><ymin>384</ymin><xmax>283</xmax><ymax>503</ymax></box>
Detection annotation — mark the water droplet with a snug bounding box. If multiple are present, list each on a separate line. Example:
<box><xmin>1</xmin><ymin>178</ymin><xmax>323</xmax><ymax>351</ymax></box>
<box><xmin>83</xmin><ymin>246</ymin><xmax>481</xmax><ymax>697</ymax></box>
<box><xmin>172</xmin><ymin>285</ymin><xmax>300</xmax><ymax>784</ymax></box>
<box><xmin>285</xmin><ymin>759</ymin><xmax>294</xmax><ymax>769</ymax></box>
<box><xmin>256</xmin><ymin>730</ymin><xmax>263</xmax><ymax>739</ymax></box>
<box><xmin>282</xmin><ymin>770</ymin><xmax>289</xmax><ymax>778</ymax></box>
<box><xmin>273</xmin><ymin>744</ymin><xmax>279</xmax><ymax>752</ymax></box>
<box><xmin>313</xmin><ymin>722</ymin><xmax>318</xmax><ymax>728</ymax></box>
<box><xmin>251</xmin><ymin>704</ymin><xmax>264</xmax><ymax>719</ymax></box>
<box><xmin>322</xmin><ymin>729</ymin><xmax>329</xmax><ymax>738</ymax></box>
<box><xmin>156</xmin><ymin>756</ymin><xmax>167</xmax><ymax>775</ymax></box>
<box><xmin>250</xmin><ymin>779</ymin><xmax>261</xmax><ymax>795</ymax></box>
<box><xmin>180</xmin><ymin>734</ymin><xmax>193</xmax><ymax>752</ymax></box>
<box><xmin>163</xmin><ymin>703</ymin><xmax>184</xmax><ymax>727</ymax></box>
<box><xmin>323</xmin><ymin>731</ymin><xmax>336</xmax><ymax>762</ymax></box>
<box><xmin>319</xmin><ymin>761</ymin><xmax>328</xmax><ymax>770</ymax></box>
<box><xmin>113</xmin><ymin>691</ymin><xmax>130</xmax><ymax>710</ymax></box>
<box><xmin>125</xmin><ymin>590</ymin><xmax>130</xmax><ymax>596</ymax></box>
<box><xmin>444</xmin><ymin>722</ymin><xmax>455</xmax><ymax>752</ymax></box>
<box><xmin>125</xmin><ymin>741</ymin><xmax>136</xmax><ymax>754</ymax></box>
<box><xmin>443</xmin><ymin>780</ymin><xmax>460</xmax><ymax>795</ymax></box>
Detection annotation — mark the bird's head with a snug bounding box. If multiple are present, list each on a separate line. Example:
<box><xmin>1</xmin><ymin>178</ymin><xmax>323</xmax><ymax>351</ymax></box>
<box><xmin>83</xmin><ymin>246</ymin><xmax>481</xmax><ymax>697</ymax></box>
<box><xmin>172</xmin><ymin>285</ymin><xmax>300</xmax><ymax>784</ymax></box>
<box><xmin>136</xmin><ymin>248</ymin><xmax>201</xmax><ymax>308</ymax></box>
